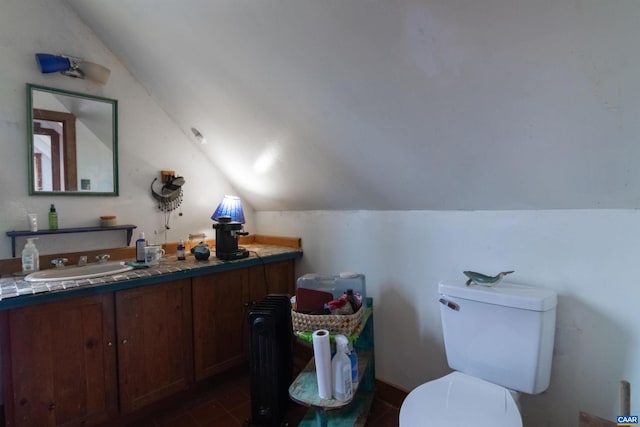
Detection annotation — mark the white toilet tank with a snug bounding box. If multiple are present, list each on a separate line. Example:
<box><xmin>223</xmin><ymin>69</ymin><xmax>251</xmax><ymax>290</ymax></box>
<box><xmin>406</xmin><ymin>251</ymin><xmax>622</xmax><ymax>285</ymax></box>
<box><xmin>438</xmin><ymin>280</ymin><xmax>557</xmax><ymax>394</ymax></box>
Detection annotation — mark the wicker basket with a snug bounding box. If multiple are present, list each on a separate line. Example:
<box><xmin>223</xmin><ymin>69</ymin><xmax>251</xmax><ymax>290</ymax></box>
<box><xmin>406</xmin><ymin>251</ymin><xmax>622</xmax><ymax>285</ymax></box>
<box><xmin>291</xmin><ymin>305</ymin><xmax>364</xmax><ymax>335</ymax></box>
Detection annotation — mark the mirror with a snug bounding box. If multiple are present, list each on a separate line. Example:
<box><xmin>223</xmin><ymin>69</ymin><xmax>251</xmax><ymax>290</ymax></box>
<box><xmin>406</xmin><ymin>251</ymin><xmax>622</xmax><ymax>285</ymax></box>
<box><xmin>27</xmin><ymin>84</ymin><xmax>118</xmax><ymax>196</ymax></box>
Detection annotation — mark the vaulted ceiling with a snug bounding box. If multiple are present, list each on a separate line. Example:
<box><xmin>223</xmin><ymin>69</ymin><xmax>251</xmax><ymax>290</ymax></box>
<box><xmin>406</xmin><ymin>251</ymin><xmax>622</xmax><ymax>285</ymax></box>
<box><xmin>65</xmin><ymin>0</ymin><xmax>640</xmax><ymax>211</ymax></box>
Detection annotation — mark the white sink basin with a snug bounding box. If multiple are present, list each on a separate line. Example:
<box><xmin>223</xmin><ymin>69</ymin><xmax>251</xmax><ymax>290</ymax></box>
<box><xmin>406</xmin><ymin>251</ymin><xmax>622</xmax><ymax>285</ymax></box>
<box><xmin>25</xmin><ymin>262</ymin><xmax>134</xmax><ymax>282</ymax></box>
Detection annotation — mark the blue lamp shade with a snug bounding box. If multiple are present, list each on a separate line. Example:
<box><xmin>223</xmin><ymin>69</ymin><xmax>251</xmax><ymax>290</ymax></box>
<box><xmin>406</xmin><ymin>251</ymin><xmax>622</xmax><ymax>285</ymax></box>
<box><xmin>35</xmin><ymin>53</ymin><xmax>72</xmax><ymax>73</ymax></box>
<box><xmin>211</xmin><ymin>195</ymin><xmax>245</xmax><ymax>224</ymax></box>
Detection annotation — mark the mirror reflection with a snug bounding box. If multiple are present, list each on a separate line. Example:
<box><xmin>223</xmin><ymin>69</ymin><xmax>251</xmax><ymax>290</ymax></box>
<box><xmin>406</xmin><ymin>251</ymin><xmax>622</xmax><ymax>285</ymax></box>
<box><xmin>27</xmin><ymin>84</ymin><xmax>118</xmax><ymax>195</ymax></box>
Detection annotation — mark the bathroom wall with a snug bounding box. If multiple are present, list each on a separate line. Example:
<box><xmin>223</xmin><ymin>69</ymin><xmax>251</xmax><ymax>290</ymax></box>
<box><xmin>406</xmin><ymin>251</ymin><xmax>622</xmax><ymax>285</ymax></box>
<box><xmin>257</xmin><ymin>209</ymin><xmax>640</xmax><ymax>426</ymax></box>
<box><xmin>2</xmin><ymin>1</ymin><xmax>639</xmax><ymax>425</ymax></box>
<box><xmin>0</xmin><ymin>0</ymin><xmax>254</xmax><ymax>405</ymax></box>
<box><xmin>0</xmin><ymin>0</ymin><xmax>252</xmax><ymax>261</ymax></box>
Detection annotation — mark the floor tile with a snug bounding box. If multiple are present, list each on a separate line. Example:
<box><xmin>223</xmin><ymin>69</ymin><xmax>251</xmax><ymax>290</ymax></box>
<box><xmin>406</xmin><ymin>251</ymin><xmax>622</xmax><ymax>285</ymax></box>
<box><xmin>213</xmin><ymin>386</ymin><xmax>251</xmax><ymax>411</ymax></box>
<box><xmin>198</xmin><ymin>413</ymin><xmax>242</xmax><ymax>427</ymax></box>
<box><xmin>135</xmin><ymin>372</ymin><xmax>399</xmax><ymax>427</ymax></box>
<box><xmin>228</xmin><ymin>400</ymin><xmax>251</xmax><ymax>424</ymax></box>
<box><xmin>189</xmin><ymin>400</ymin><xmax>228</xmax><ymax>425</ymax></box>
<box><xmin>156</xmin><ymin>412</ymin><xmax>198</xmax><ymax>427</ymax></box>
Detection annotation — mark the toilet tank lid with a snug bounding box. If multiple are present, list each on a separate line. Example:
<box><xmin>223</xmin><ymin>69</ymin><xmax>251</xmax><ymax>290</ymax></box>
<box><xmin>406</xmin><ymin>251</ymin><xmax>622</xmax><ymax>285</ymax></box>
<box><xmin>439</xmin><ymin>280</ymin><xmax>557</xmax><ymax>311</ymax></box>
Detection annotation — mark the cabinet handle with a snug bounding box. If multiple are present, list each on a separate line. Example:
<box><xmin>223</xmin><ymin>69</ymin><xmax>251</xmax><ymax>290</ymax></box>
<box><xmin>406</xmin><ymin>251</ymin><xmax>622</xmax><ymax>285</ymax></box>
<box><xmin>48</xmin><ymin>402</ymin><xmax>56</xmax><ymax>411</ymax></box>
<box><xmin>122</xmin><ymin>339</ymin><xmax>128</xmax><ymax>344</ymax></box>
<box><xmin>107</xmin><ymin>341</ymin><xmax>113</xmax><ymax>347</ymax></box>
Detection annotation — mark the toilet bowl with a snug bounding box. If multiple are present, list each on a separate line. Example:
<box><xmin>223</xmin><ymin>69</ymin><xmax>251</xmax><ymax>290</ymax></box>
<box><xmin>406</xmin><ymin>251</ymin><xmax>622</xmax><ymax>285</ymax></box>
<box><xmin>399</xmin><ymin>372</ymin><xmax>522</xmax><ymax>427</ymax></box>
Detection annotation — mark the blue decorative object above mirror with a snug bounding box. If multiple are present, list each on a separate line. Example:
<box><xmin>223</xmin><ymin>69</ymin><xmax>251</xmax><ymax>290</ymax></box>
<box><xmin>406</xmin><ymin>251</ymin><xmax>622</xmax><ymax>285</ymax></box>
<box><xmin>27</xmin><ymin>83</ymin><xmax>118</xmax><ymax>196</ymax></box>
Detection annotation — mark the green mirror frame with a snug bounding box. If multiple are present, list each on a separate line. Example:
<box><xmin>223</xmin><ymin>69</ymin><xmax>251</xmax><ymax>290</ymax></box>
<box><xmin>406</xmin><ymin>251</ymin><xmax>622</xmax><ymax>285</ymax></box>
<box><xmin>27</xmin><ymin>83</ymin><xmax>119</xmax><ymax>196</ymax></box>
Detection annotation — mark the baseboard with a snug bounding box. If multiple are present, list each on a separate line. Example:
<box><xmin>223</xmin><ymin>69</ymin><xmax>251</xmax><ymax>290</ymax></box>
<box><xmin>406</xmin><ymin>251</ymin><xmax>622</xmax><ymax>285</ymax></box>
<box><xmin>375</xmin><ymin>379</ymin><xmax>408</xmax><ymax>408</ymax></box>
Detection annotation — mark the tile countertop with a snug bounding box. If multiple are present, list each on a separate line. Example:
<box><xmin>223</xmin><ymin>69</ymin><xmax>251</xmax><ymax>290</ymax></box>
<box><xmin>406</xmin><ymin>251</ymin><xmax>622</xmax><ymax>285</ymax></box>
<box><xmin>0</xmin><ymin>244</ymin><xmax>302</xmax><ymax>311</ymax></box>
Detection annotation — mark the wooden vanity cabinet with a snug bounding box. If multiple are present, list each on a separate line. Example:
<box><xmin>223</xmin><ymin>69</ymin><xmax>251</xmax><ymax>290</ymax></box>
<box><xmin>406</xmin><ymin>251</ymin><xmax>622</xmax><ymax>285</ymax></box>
<box><xmin>192</xmin><ymin>268</ymin><xmax>250</xmax><ymax>381</ymax></box>
<box><xmin>192</xmin><ymin>260</ymin><xmax>296</xmax><ymax>382</ymax></box>
<box><xmin>1</xmin><ymin>257</ymin><xmax>298</xmax><ymax>426</ymax></box>
<box><xmin>115</xmin><ymin>278</ymin><xmax>193</xmax><ymax>413</ymax></box>
<box><xmin>248</xmin><ymin>260</ymin><xmax>295</xmax><ymax>303</ymax></box>
<box><xmin>2</xmin><ymin>294</ymin><xmax>118</xmax><ymax>427</ymax></box>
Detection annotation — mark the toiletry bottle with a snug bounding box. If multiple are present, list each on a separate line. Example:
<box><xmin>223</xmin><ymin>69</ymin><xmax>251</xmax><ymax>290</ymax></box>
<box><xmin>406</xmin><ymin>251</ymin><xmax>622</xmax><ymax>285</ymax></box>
<box><xmin>136</xmin><ymin>232</ymin><xmax>146</xmax><ymax>263</ymax></box>
<box><xmin>348</xmin><ymin>342</ymin><xmax>359</xmax><ymax>386</ymax></box>
<box><xmin>177</xmin><ymin>240</ymin><xmax>186</xmax><ymax>260</ymax></box>
<box><xmin>332</xmin><ymin>334</ymin><xmax>353</xmax><ymax>401</ymax></box>
<box><xmin>48</xmin><ymin>204</ymin><xmax>58</xmax><ymax>230</ymax></box>
<box><xmin>21</xmin><ymin>238</ymin><xmax>40</xmax><ymax>273</ymax></box>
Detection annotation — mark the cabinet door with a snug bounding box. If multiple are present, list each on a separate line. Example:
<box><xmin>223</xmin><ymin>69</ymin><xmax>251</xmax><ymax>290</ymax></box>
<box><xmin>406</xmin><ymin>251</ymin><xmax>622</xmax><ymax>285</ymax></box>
<box><xmin>248</xmin><ymin>260</ymin><xmax>295</xmax><ymax>304</ymax></box>
<box><xmin>192</xmin><ymin>269</ymin><xmax>249</xmax><ymax>381</ymax></box>
<box><xmin>115</xmin><ymin>279</ymin><xmax>193</xmax><ymax>413</ymax></box>
<box><xmin>5</xmin><ymin>294</ymin><xmax>117</xmax><ymax>427</ymax></box>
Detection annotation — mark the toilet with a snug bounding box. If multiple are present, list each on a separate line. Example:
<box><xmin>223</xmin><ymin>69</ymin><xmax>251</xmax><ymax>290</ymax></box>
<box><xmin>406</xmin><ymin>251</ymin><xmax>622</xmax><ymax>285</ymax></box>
<box><xmin>400</xmin><ymin>280</ymin><xmax>557</xmax><ymax>426</ymax></box>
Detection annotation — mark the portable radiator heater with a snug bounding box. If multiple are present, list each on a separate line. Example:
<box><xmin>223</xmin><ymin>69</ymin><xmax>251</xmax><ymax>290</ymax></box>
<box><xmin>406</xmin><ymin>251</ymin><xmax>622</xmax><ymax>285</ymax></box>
<box><xmin>246</xmin><ymin>294</ymin><xmax>293</xmax><ymax>427</ymax></box>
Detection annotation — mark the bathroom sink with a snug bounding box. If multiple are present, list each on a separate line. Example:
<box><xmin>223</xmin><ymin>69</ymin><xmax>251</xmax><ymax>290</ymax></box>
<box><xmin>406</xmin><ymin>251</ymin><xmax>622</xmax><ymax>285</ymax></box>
<box><xmin>24</xmin><ymin>262</ymin><xmax>134</xmax><ymax>282</ymax></box>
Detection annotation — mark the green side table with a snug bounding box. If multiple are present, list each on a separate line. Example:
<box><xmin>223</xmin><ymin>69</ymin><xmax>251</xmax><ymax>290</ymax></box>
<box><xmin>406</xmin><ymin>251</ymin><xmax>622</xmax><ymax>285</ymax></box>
<box><xmin>289</xmin><ymin>301</ymin><xmax>375</xmax><ymax>427</ymax></box>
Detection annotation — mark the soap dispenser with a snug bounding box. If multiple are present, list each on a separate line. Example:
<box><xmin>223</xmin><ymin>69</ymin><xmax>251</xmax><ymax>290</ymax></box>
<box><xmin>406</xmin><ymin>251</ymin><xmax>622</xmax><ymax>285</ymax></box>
<box><xmin>21</xmin><ymin>238</ymin><xmax>40</xmax><ymax>273</ymax></box>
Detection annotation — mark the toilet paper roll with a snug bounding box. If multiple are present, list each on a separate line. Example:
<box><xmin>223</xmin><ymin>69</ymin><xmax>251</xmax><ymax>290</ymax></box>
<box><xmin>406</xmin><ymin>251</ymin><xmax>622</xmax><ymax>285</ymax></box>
<box><xmin>312</xmin><ymin>329</ymin><xmax>332</xmax><ymax>399</ymax></box>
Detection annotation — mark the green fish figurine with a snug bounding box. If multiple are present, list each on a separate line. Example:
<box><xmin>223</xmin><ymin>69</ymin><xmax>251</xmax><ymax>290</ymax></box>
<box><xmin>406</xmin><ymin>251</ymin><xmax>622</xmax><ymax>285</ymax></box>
<box><xmin>464</xmin><ymin>270</ymin><xmax>514</xmax><ymax>286</ymax></box>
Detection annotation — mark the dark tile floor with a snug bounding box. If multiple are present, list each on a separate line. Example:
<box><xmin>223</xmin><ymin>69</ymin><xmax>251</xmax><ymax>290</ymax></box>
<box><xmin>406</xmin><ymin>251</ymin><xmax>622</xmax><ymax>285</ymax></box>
<box><xmin>132</xmin><ymin>373</ymin><xmax>400</xmax><ymax>427</ymax></box>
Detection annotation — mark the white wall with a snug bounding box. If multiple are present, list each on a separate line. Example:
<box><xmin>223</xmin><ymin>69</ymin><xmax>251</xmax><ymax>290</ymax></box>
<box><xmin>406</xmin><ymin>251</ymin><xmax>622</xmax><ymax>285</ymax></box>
<box><xmin>257</xmin><ymin>209</ymin><xmax>640</xmax><ymax>426</ymax></box>
<box><xmin>65</xmin><ymin>0</ymin><xmax>640</xmax><ymax>212</ymax></box>
<box><xmin>0</xmin><ymin>0</ymin><xmax>252</xmax><ymax>260</ymax></box>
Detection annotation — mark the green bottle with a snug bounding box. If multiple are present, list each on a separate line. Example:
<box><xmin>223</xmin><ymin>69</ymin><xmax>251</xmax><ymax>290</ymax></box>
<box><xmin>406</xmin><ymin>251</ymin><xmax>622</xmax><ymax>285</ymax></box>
<box><xmin>48</xmin><ymin>204</ymin><xmax>58</xmax><ymax>230</ymax></box>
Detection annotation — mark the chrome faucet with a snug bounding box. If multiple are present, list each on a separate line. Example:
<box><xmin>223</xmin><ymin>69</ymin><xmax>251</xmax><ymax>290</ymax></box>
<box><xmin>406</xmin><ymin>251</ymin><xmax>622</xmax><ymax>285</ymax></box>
<box><xmin>51</xmin><ymin>258</ymin><xmax>69</xmax><ymax>268</ymax></box>
<box><xmin>96</xmin><ymin>254</ymin><xmax>111</xmax><ymax>264</ymax></box>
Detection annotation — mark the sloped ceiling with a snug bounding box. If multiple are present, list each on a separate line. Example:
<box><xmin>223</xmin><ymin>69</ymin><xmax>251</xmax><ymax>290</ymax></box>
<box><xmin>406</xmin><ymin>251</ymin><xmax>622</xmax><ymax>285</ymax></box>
<box><xmin>66</xmin><ymin>0</ymin><xmax>640</xmax><ymax>211</ymax></box>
